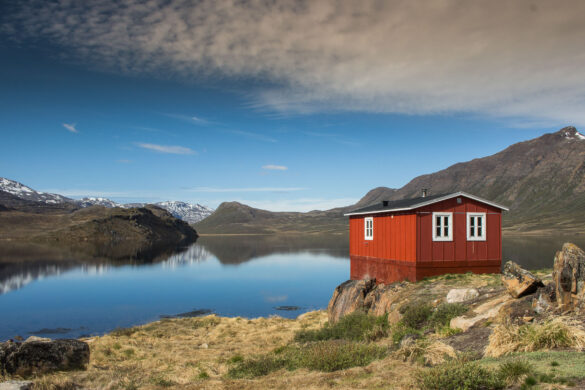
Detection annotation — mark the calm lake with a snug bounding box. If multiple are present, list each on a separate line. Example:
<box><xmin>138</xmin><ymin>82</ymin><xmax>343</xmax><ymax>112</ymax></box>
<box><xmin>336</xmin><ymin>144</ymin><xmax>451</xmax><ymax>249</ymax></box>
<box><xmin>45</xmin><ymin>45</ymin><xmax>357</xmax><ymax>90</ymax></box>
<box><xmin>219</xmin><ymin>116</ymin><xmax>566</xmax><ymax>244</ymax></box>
<box><xmin>0</xmin><ymin>234</ymin><xmax>583</xmax><ymax>341</ymax></box>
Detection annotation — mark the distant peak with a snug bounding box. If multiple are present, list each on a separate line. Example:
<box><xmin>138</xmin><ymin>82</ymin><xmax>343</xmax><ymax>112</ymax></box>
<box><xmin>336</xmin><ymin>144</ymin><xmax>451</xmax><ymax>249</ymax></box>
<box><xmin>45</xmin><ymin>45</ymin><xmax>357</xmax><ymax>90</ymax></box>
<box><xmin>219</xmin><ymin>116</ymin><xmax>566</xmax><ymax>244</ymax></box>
<box><xmin>558</xmin><ymin>126</ymin><xmax>585</xmax><ymax>141</ymax></box>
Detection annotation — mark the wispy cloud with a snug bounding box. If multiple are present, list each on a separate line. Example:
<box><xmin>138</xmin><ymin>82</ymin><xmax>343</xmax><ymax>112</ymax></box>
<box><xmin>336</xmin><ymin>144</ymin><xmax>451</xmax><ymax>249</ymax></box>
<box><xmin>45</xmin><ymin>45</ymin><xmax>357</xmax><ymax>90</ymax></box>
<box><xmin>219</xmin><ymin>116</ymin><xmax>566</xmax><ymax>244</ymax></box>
<box><xmin>162</xmin><ymin>113</ymin><xmax>212</xmax><ymax>126</ymax></box>
<box><xmin>136</xmin><ymin>143</ymin><xmax>196</xmax><ymax>155</ymax></box>
<box><xmin>187</xmin><ymin>187</ymin><xmax>305</xmax><ymax>193</ymax></box>
<box><xmin>228</xmin><ymin>130</ymin><xmax>277</xmax><ymax>143</ymax></box>
<box><xmin>62</xmin><ymin>123</ymin><xmax>78</xmax><ymax>133</ymax></box>
<box><xmin>8</xmin><ymin>1</ymin><xmax>585</xmax><ymax>125</ymax></box>
<box><xmin>262</xmin><ymin>165</ymin><xmax>287</xmax><ymax>171</ymax></box>
<box><xmin>236</xmin><ymin>197</ymin><xmax>359</xmax><ymax>212</ymax></box>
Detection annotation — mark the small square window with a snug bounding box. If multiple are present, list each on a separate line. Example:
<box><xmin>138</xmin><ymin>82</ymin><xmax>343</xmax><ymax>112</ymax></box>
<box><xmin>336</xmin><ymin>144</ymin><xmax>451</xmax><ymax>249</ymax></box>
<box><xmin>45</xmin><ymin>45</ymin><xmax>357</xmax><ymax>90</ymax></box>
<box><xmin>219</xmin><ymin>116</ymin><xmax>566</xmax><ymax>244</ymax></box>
<box><xmin>432</xmin><ymin>212</ymin><xmax>452</xmax><ymax>241</ymax></box>
<box><xmin>364</xmin><ymin>217</ymin><xmax>373</xmax><ymax>240</ymax></box>
<box><xmin>467</xmin><ymin>212</ymin><xmax>486</xmax><ymax>241</ymax></box>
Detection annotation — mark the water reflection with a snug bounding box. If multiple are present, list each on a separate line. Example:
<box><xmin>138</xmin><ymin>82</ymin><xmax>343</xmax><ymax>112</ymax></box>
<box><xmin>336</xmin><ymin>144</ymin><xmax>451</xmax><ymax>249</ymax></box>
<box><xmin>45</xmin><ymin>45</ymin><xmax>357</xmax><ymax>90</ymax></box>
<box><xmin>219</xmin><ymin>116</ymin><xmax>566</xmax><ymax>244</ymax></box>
<box><xmin>502</xmin><ymin>235</ymin><xmax>585</xmax><ymax>269</ymax></box>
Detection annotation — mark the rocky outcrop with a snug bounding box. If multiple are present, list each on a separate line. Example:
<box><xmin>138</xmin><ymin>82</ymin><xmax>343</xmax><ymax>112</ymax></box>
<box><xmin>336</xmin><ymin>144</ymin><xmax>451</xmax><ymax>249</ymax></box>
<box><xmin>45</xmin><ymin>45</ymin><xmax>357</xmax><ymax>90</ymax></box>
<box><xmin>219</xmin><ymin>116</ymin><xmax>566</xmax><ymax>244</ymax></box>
<box><xmin>327</xmin><ymin>279</ymin><xmax>408</xmax><ymax>323</ymax></box>
<box><xmin>553</xmin><ymin>243</ymin><xmax>585</xmax><ymax>312</ymax></box>
<box><xmin>328</xmin><ymin>279</ymin><xmax>376</xmax><ymax>323</ymax></box>
<box><xmin>0</xmin><ymin>339</ymin><xmax>89</xmax><ymax>377</ymax></box>
<box><xmin>450</xmin><ymin>295</ymin><xmax>510</xmax><ymax>332</ymax></box>
<box><xmin>501</xmin><ymin>261</ymin><xmax>544</xmax><ymax>298</ymax></box>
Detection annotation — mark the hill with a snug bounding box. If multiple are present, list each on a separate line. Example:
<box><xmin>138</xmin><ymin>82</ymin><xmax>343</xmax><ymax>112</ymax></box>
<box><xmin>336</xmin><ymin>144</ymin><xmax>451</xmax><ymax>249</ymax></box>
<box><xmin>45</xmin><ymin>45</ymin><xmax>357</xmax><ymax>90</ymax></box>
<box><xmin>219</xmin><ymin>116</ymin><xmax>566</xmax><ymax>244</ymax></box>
<box><xmin>194</xmin><ymin>201</ymin><xmax>347</xmax><ymax>234</ymax></box>
<box><xmin>196</xmin><ymin>126</ymin><xmax>585</xmax><ymax>234</ymax></box>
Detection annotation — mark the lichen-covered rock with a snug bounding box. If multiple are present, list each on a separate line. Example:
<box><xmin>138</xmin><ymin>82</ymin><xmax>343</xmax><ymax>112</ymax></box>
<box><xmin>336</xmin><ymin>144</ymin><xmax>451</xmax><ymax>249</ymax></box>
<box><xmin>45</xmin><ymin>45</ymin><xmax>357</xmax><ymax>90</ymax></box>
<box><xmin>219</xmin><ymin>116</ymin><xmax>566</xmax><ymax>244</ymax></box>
<box><xmin>553</xmin><ymin>243</ymin><xmax>585</xmax><ymax>312</ymax></box>
<box><xmin>0</xmin><ymin>339</ymin><xmax>89</xmax><ymax>377</ymax></box>
<box><xmin>501</xmin><ymin>261</ymin><xmax>543</xmax><ymax>298</ymax></box>
<box><xmin>450</xmin><ymin>295</ymin><xmax>509</xmax><ymax>331</ymax></box>
<box><xmin>446</xmin><ymin>288</ymin><xmax>480</xmax><ymax>303</ymax></box>
<box><xmin>0</xmin><ymin>381</ymin><xmax>33</xmax><ymax>390</ymax></box>
<box><xmin>327</xmin><ymin>278</ymin><xmax>376</xmax><ymax>323</ymax></box>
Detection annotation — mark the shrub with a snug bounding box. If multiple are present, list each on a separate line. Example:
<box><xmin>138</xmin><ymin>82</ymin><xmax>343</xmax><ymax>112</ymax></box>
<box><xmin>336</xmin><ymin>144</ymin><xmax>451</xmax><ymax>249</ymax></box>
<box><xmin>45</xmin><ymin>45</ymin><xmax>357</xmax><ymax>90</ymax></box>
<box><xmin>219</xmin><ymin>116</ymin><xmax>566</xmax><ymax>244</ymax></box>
<box><xmin>391</xmin><ymin>322</ymin><xmax>423</xmax><ymax>345</ymax></box>
<box><xmin>417</xmin><ymin>360</ymin><xmax>505</xmax><ymax>390</ymax></box>
<box><xmin>429</xmin><ymin>303</ymin><xmax>468</xmax><ymax>328</ymax></box>
<box><xmin>227</xmin><ymin>341</ymin><xmax>387</xmax><ymax>378</ymax></box>
<box><xmin>498</xmin><ymin>360</ymin><xmax>533</xmax><ymax>385</ymax></box>
<box><xmin>294</xmin><ymin>311</ymin><xmax>388</xmax><ymax>343</ymax></box>
<box><xmin>401</xmin><ymin>302</ymin><xmax>433</xmax><ymax>329</ymax></box>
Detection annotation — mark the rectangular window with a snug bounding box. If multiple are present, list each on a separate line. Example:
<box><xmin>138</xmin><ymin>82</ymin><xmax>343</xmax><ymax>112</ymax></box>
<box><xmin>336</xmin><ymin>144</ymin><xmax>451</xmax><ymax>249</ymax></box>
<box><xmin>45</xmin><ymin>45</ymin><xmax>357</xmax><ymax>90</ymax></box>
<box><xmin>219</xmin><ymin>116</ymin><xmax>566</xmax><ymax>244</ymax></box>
<box><xmin>432</xmin><ymin>212</ymin><xmax>453</xmax><ymax>241</ymax></box>
<box><xmin>364</xmin><ymin>217</ymin><xmax>373</xmax><ymax>240</ymax></box>
<box><xmin>467</xmin><ymin>212</ymin><xmax>486</xmax><ymax>241</ymax></box>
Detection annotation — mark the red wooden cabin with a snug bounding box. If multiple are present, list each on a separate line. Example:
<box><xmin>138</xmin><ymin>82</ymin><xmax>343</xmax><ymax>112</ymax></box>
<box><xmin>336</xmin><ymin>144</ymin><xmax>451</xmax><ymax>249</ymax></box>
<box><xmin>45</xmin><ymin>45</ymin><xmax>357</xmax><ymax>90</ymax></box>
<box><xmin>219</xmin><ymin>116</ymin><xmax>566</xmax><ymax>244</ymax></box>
<box><xmin>345</xmin><ymin>191</ymin><xmax>508</xmax><ymax>283</ymax></box>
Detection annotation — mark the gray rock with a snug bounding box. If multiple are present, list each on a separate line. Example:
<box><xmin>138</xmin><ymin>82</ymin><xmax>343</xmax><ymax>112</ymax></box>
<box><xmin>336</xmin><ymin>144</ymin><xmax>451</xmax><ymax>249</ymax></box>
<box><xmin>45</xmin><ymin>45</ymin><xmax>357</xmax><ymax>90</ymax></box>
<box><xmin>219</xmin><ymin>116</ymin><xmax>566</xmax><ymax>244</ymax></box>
<box><xmin>327</xmin><ymin>278</ymin><xmax>376</xmax><ymax>323</ymax></box>
<box><xmin>446</xmin><ymin>288</ymin><xmax>480</xmax><ymax>303</ymax></box>
<box><xmin>0</xmin><ymin>339</ymin><xmax>89</xmax><ymax>377</ymax></box>
<box><xmin>501</xmin><ymin>261</ymin><xmax>543</xmax><ymax>298</ymax></box>
<box><xmin>0</xmin><ymin>381</ymin><xmax>33</xmax><ymax>390</ymax></box>
<box><xmin>553</xmin><ymin>243</ymin><xmax>585</xmax><ymax>312</ymax></box>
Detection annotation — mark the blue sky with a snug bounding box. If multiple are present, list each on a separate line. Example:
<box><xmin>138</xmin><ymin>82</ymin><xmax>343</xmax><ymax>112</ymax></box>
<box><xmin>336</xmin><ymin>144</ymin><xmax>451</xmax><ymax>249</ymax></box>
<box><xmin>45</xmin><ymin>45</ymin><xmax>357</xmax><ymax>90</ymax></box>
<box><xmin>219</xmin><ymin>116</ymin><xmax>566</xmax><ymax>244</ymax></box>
<box><xmin>1</xmin><ymin>1</ymin><xmax>584</xmax><ymax>211</ymax></box>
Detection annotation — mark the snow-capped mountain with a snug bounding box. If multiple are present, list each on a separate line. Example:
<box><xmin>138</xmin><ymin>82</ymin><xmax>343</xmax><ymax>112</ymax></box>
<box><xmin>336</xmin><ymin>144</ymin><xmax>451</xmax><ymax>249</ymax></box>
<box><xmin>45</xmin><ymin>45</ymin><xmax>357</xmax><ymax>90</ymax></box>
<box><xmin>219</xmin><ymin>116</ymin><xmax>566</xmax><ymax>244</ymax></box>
<box><xmin>1</xmin><ymin>177</ymin><xmax>213</xmax><ymax>223</ymax></box>
<box><xmin>76</xmin><ymin>197</ymin><xmax>122</xmax><ymax>208</ymax></box>
<box><xmin>153</xmin><ymin>201</ymin><xmax>214</xmax><ymax>224</ymax></box>
<box><xmin>0</xmin><ymin>177</ymin><xmax>71</xmax><ymax>204</ymax></box>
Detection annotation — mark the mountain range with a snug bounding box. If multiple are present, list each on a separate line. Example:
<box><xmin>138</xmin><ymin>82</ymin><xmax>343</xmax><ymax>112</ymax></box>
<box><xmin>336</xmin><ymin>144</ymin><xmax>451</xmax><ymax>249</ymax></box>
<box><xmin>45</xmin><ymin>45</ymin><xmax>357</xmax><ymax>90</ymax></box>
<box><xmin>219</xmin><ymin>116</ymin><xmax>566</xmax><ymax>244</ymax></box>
<box><xmin>195</xmin><ymin>126</ymin><xmax>585</xmax><ymax>234</ymax></box>
<box><xmin>0</xmin><ymin>178</ymin><xmax>213</xmax><ymax>224</ymax></box>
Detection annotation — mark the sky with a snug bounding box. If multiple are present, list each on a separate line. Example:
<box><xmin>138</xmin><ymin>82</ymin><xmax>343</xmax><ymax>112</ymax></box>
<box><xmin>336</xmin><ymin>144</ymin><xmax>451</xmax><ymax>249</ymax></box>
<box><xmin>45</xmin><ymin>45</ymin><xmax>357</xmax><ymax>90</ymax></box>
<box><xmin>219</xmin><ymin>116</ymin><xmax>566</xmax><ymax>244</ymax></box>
<box><xmin>1</xmin><ymin>0</ymin><xmax>584</xmax><ymax>212</ymax></box>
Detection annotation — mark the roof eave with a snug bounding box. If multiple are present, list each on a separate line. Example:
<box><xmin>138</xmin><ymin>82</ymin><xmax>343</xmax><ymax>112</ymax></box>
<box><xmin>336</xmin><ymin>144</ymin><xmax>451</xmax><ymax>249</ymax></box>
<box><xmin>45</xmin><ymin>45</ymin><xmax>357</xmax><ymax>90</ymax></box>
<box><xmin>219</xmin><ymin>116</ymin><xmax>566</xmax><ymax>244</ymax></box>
<box><xmin>344</xmin><ymin>191</ymin><xmax>509</xmax><ymax>217</ymax></box>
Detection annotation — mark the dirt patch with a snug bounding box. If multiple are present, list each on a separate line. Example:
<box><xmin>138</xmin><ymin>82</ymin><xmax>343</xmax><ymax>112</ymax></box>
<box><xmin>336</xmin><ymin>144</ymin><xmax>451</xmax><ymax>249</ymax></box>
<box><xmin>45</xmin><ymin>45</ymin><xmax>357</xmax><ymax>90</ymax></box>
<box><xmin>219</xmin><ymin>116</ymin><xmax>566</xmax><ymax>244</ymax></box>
<box><xmin>444</xmin><ymin>326</ymin><xmax>492</xmax><ymax>356</ymax></box>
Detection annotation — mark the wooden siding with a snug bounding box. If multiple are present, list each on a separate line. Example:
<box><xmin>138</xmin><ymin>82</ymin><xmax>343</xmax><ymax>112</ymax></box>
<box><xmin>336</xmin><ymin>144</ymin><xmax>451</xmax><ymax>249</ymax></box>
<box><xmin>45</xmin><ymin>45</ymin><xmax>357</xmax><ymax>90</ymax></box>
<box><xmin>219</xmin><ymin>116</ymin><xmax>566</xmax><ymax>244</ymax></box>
<box><xmin>416</xmin><ymin>197</ymin><xmax>502</xmax><ymax>264</ymax></box>
<box><xmin>349</xmin><ymin>213</ymin><xmax>417</xmax><ymax>262</ymax></box>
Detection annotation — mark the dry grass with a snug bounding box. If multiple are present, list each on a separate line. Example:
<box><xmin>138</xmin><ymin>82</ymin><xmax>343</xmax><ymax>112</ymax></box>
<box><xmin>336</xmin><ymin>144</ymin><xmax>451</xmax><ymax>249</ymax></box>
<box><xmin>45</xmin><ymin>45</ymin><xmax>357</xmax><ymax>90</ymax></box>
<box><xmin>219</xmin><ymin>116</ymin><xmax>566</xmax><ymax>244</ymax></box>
<box><xmin>24</xmin><ymin>311</ymin><xmax>420</xmax><ymax>389</ymax></box>
<box><xmin>485</xmin><ymin>317</ymin><xmax>585</xmax><ymax>357</ymax></box>
<box><xmin>394</xmin><ymin>340</ymin><xmax>457</xmax><ymax>366</ymax></box>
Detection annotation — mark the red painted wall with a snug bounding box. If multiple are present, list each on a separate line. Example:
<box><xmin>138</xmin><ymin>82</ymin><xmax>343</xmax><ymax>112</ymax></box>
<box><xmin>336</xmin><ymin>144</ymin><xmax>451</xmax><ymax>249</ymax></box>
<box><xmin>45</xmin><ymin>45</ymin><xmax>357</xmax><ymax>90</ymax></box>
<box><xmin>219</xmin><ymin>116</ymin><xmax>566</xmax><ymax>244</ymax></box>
<box><xmin>349</xmin><ymin>212</ymin><xmax>417</xmax><ymax>262</ymax></box>
<box><xmin>416</xmin><ymin>197</ymin><xmax>502</xmax><ymax>265</ymax></box>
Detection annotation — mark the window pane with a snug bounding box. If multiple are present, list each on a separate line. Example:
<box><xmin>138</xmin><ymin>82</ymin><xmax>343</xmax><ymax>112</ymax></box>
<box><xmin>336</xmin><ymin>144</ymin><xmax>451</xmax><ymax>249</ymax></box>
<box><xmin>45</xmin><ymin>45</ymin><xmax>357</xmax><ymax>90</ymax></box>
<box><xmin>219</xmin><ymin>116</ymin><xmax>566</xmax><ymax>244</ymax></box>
<box><xmin>436</xmin><ymin>226</ymin><xmax>441</xmax><ymax>237</ymax></box>
<box><xmin>478</xmin><ymin>226</ymin><xmax>482</xmax><ymax>236</ymax></box>
<box><xmin>444</xmin><ymin>226</ymin><xmax>448</xmax><ymax>236</ymax></box>
<box><xmin>436</xmin><ymin>216</ymin><xmax>441</xmax><ymax>228</ymax></box>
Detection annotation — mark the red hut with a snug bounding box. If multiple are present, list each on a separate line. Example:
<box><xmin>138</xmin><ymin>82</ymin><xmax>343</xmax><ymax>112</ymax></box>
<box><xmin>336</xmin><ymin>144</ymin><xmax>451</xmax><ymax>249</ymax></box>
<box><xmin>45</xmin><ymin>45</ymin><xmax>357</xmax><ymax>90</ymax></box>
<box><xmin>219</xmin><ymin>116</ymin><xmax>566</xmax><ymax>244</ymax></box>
<box><xmin>345</xmin><ymin>191</ymin><xmax>508</xmax><ymax>283</ymax></box>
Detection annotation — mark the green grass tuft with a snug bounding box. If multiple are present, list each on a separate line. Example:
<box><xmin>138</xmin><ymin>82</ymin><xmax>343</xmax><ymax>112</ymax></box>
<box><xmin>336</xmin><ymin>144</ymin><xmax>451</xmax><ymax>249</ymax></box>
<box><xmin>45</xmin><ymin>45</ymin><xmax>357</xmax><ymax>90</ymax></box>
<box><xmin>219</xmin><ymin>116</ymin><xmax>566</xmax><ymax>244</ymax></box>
<box><xmin>417</xmin><ymin>360</ymin><xmax>505</xmax><ymax>390</ymax></box>
<box><xmin>227</xmin><ymin>341</ymin><xmax>387</xmax><ymax>378</ymax></box>
<box><xmin>294</xmin><ymin>311</ymin><xmax>389</xmax><ymax>343</ymax></box>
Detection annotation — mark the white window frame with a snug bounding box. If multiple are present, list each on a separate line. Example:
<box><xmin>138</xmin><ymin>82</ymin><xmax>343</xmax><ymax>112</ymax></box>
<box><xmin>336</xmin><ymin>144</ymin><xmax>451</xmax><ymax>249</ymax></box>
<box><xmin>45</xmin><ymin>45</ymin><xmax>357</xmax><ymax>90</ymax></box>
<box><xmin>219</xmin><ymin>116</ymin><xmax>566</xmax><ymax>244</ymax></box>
<box><xmin>432</xmin><ymin>212</ymin><xmax>453</xmax><ymax>241</ymax></box>
<box><xmin>467</xmin><ymin>212</ymin><xmax>486</xmax><ymax>241</ymax></box>
<box><xmin>364</xmin><ymin>217</ymin><xmax>373</xmax><ymax>240</ymax></box>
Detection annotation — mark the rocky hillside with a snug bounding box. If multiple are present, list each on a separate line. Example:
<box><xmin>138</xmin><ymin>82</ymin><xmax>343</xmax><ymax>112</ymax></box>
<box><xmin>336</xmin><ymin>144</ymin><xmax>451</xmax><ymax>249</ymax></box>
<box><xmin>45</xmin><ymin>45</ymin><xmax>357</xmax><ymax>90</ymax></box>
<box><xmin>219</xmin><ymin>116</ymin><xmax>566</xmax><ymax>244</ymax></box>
<box><xmin>359</xmin><ymin>126</ymin><xmax>585</xmax><ymax>231</ymax></box>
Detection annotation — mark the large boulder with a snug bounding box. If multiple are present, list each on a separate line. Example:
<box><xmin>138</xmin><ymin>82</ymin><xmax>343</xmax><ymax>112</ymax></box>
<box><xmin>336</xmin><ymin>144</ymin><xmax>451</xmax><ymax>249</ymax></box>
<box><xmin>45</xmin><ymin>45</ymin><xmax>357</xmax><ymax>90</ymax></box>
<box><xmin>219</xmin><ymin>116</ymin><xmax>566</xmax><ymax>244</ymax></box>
<box><xmin>0</xmin><ymin>339</ymin><xmax>89</xmax><ymax>377</ymax></box>
<box><xmin>327</xmin><ymin>278</ymin><xmax>376</xmax><ymax>323</ymax></box>
<box><xmin>553</xmin><ymin>243</ymin><xmax>585</xmax><ymax>312</ymax></box>
<box><xmin>501</xmin><ymin>261</ymin><xmax>544</xmax><ymax>298</ymax></box>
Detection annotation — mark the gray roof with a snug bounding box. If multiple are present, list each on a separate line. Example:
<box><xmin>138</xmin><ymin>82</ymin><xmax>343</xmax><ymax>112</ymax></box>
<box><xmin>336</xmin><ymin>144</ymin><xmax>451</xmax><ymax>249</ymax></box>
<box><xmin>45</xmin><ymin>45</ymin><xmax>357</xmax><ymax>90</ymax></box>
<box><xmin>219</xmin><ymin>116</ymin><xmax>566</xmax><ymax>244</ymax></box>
<box><xmin>344</xmin><ymin>191</ymin><xmax>509</xmax><ymax>216</ymax></box>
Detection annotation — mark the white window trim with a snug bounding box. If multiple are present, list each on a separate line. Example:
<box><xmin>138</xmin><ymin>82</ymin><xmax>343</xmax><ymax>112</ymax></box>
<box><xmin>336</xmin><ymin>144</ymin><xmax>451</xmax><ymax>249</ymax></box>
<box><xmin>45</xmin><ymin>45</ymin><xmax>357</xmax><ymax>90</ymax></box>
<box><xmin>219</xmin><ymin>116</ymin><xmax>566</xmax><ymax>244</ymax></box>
<box><xmin>467</xmin><ymin>212</ymin><xmax>486</xmax><ymax>241</ymax></box>
<box><xmin>364</xmin><ymin>217</ymin><xmax>373</xmax><ymax>240</ymax></box>
<box><xmin>432</xmin><ymin>212</ymin><xmax>453</xmax><ymax>241</ymax></box>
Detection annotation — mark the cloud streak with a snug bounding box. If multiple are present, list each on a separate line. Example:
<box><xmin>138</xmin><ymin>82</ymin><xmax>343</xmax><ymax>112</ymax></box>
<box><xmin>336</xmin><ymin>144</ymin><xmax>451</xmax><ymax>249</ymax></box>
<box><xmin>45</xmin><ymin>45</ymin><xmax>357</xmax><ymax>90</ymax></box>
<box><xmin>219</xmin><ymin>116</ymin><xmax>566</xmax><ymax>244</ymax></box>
<box><xmin>187</xmin><ymin>187</ymin><xmax>305</xmax><ymax>193</ymax></box>
<box><xmin>262</xmin><ymin>165</ymin><xmax>287</xmax><ymax>171</ymax></box>
<box><xmin>7</xmin><ymin>1</ymin><xmax>585</xmax><ymax>125</ymax></box>
<box><xmin>62</xmin><ymin>123</ymin><xmax>78</xmax><ymax>133</ymax></box>
<box><xmin>137</xmin><ymin>143</ymin><xmax>195</xmax><ymax>155</ymax></box>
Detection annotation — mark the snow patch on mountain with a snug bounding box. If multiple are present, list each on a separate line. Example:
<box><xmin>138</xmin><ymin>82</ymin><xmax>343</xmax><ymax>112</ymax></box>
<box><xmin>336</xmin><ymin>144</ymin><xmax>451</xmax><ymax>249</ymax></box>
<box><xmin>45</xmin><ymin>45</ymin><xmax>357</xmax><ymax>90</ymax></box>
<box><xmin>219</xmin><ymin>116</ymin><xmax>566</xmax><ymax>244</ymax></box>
<box><xmin>154</xmin><ymin>201</ymin><xmax>214</xmax><ymax>224</ymax></box>
<box><xmin>0</xmin><ymin>177</ymin><xmax>71</xmax><ymax>204</ymax></box>
<box><xmin>76</xmin><ymin>197</ymin><xmax>122</xmax><ymax>208</ymax></box>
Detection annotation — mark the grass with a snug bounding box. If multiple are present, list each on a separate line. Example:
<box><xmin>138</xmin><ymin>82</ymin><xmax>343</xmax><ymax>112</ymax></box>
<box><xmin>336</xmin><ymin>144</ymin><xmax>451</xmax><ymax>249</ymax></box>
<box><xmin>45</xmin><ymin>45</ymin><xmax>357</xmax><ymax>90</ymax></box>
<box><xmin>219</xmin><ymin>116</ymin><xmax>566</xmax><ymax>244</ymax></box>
<box><xmin>294</xmin><ymin>311</ymin><xmax>389</xmax><ymax>343</ymax></box>
<box><xmin>227</xmin><ymin>340</ymin><xmax>388</xmax><ymax>378</ymax></box>
<box><xmin>485</xmin><ymin>317</ymin><xmax>585</xmax><ymax>357</ymax></box>
<box><xmin>481</xmin><ymin>350</ymin><xmax>585</xmax><ymax>387</ymax></box>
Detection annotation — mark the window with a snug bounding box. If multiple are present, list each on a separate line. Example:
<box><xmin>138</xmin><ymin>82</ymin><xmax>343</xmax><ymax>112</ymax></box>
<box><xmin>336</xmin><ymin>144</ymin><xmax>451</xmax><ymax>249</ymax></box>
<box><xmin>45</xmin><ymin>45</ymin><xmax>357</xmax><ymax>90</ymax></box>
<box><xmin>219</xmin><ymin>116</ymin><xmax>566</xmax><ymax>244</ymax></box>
<box><xmin>467</xmin><ymin>212</ymin><xmax>486</xmax><ymax>241</ymax></box>
<box><xmin>432</xmin><ymin>212</ymin><xmax>452</xmax><ymax>241</ymax></box>
<box><xmin>364</xmin><ymin>217</ymin><xmax>373</xmax><ymax>240</ymax></box>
